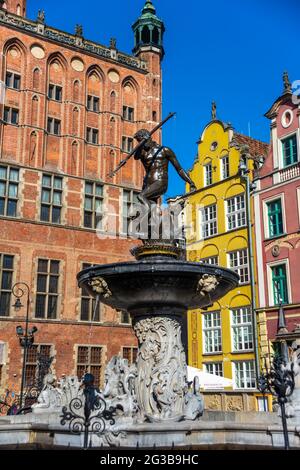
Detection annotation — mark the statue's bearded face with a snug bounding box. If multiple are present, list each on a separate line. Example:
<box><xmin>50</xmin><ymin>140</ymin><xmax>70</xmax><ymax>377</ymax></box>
<box><xmin>134</xmin><ymin>129</ymin><xmax>151</xmax><ymax>143</ymax></box>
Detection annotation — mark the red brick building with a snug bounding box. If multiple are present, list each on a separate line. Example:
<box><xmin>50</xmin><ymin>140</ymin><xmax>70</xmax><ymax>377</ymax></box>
<box><xmin>253</xmin><ymin>74</ymin><xmax>300</xmax><ymax>357</ymax></box>
<box><xmin>0</xmin><ymin>0</ymin><xmax>165</xmax><ymax>392</ymax></box>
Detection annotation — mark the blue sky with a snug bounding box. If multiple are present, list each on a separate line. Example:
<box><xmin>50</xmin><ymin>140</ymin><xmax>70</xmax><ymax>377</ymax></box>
<box><xmin>27</xmin><ymin>0</ymin><xmax>300</xmax><ymax>198</ymax></box>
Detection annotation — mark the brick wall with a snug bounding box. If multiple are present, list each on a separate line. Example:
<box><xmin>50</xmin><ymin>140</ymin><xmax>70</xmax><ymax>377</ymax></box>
<box><xmin>0</xmin><ymin>10</ymin><xmax>163</xmax><ymax>393</ymax></box>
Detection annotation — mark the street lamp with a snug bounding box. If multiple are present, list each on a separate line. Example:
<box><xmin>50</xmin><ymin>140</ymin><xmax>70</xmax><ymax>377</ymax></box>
<box><xmin>258</xmin><ymin>356</ymin><xmax>295</xmax><ymax>450</ymax></box>
<box><xmin>12</xmin><ymin>282</ymin><xmax>38</xmax><ymax>410</ymax></box>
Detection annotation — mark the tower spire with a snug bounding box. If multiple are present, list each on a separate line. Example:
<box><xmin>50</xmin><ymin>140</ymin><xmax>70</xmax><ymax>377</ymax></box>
<box><xmin>132</xmin><ymin>0</ymin><xmax>165</xmax><ymax>59</ymax></box>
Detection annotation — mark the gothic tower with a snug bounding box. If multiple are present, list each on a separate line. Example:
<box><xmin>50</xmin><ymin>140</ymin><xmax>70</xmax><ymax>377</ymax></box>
<box><xmin>132</xmin><ymin>0</ymin><xmax>164</xmax><ymax>125</ymax></box>
<box><xmin>132</xmin><ymin>0</ymin><xmax>165</xmax><ymax>59</ymax></box>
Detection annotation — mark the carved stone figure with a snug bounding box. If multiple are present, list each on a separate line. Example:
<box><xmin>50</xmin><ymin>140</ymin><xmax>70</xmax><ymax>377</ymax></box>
<box><xmin>134</xmin><ymin>316</ymin><xmax>187</xmax><ymax>422</ymax></box>
<box><xmin>183</xmin><ymin>376</ymin><xmax>204</xmax><ymax>420</ymax></box>
<box><xmin>211</xmin><ymin>101</ymin><xmax>217</xmax><ymax>120</ymax></box>
<box><xmin>75</xmin><ymin>24</ymin><xmax>83</xmax><ymax>37</ymax></box>
<box><xmin>59</xmin><ymin>375</ymin><xmax>83</xmax><ymax>406</ymax></box>
<box><xmin>285</xmin><ymin>340</ymin><xmax>300</xmax><ymax>418</ymax></box>
<box><xmin>102</xmin><ymin>356</ymin><xmax>138</xmax><ymax>418</ymax></box>
<box><xmin>88</xmin><ymin>277</ymin><xmax>112</xmax><ymax>298</ymax></box>
<box><xmin>32</xmin><ymin>374</ymin><xmax>62</xmax><ymax>413</ymax></box>
<box><xmin>37</xmin><ymin>10</ymin><xmax>45</xmax><ymax>24</ymax></box>
<box><xmin>110</xmin><ymin>37</ymin><xmax>117</xmax><ymax>49</ymax></box>
<box><xmin>197</xmin><ymin>274</ymin><xmax>219</xmax><ymax>298</ymax></box>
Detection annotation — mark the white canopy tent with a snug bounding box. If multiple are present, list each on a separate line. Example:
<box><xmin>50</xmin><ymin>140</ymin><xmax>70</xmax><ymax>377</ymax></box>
<box><xmin>187</xmin><ymin>366</ymin><xmax>233</xmax><ymax>390</ymax></box>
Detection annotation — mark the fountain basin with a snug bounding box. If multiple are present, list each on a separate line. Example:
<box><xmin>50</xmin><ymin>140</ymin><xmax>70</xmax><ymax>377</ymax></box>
<box><xmin>77</xmin><ymin>258</ymin><xmax>239</xmax><ymax>313</ymax></box>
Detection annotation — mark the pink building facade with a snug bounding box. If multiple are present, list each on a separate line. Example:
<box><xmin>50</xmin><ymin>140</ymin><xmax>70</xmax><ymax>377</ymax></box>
<box><xmin>253</xmin><ymin>74</ymin><xmax>300</xmax><ymax>355</ymax></box>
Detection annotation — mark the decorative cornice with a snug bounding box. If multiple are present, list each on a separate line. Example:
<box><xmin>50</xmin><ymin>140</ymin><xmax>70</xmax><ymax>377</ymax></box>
<box><xmin>0</xmin><ymin>10</ymin><xmax>147</xmax><ymax>72</ymax></box>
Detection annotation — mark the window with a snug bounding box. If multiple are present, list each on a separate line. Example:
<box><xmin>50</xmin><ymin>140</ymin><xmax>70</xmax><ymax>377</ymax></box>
<box><xmin>87</xmin><ymin>95</ymin><xmax>100</xmax><ymax>113</ymax></box>
<box><xmin>3</xmin><ymin>107</ymin><xmax>19</xmax><ymax>125</ymax></box>
<box><xmin>83</xmin><ymin>182</ymin><xmax>103</xmax><ymax>229</ymax></box>
<box><xmin>282</xmin><ymin>134</ymin><xmax>298</xmax><ymax>167</ymax></box>
<box><xmin>122</xmin><ymin>347</ymin><xmax>138</xmax><ymax>365</ymax></box>
<box><xmin>122</xmin><ymin>106</ymin><xmax>134</xmax><ymax>122</ymax></box>
<box><xmin>120</xmin><ymin>310</ymin><xmax>131</xmax><ymax>324</ymax></box>
<box><xmin>123</xmin><ymin>190</ymin><xmax>140</xmax><ymax>234</ymax></box>
<box><xmin>35</xmin><ymin>259</ymin><xmax>60</xmax><ymax>319</ymax></box>
<box><xmin>40</xmin><ymin>174</ymin><xmax>63</xmax><ymax>224</ymax></box>
<box><xmin>0</xmin><ymin>254</ymin><xmax>13</xmax><ymax>317</ymax></box>
<box><xmin>122</xmin><ymin>136</ymin><xmax>134</xmax><ymax>153</ymax></box>
<box><xmin>48</xmin><ymin>84</ymin><xmax>62</xmax><ymax>102</ymax></box>
<box><xmin>221</xmin><ymin>155</ymin><xmax>230</xmax><ymax>179</ymax></box>
<box><xmin>200</xmin><ymin>204</ymin><xmax>217</xmax><ymax>239</ymax></box>
<box><xmin>203</xmin><ymin>311</ymin><xmax>222</xmax><ymax>353</ymax></box>
<box><xmin>204</xmin><ymin>362</ymin><xmax>223</xmax><ymax>376</ymax></box>
<box><xmin>267</xmin><ymin>199</ymin><xmax>284</xmax><ymax>238</ymax></box>
<box><xmin>80</xmin><ymin>263</ymin><xmax>101</xmax><ymax>322</ymax></box>
<box><xmin>0</xmin><ymin>166</ymin><xmax>19</xmax><ymax>217</ymax></box>
<box><xmin>233</xmin><ymin>361</ymin><xmax>256</xmax><ymax>389</ymax></box>
<box><xmin>228</xmin><ymin>249</ymin><xmax>249</xmax><ymax>284</ymax></box>
<box><xmin>204</xmin><ymin>163</ymin><xmax>213</xmax><ymax>186</ymax></box>
<box><xmin>25</xmin><ymin>344</ymin><xmax>52</xmax><ymax>388</ymax></box>
<box><xmin>77</xmin><ymin>346</ymin><xmax>102</xmax><ymax>387</ymax></box>
<box><xmin>226</xmin><ymin>194</ymin><xmax>246</xmax><ymax>230</ymax></box>
<box><xmin>47</xmin><ymin>117</ymin><xmax>61</xmax><ymax>135</ymax></box>
<box><xmin>201</xmin><ymin>256</ymin><xmax>218</xmax><ymax>265</ymax></box>
<box><xmin>86</xmin><ymin>127</ymin><xmax>99</xmax><ymax>144</ymax></box>
<box><xmin>231</xmin><ymin>307</ymin><xmax>253</xmax><ymax>351</ymax></box>
<box><xmin>5</xmin><ymin>71</ymin><xmax>21</xmax><ymax>90</ymax></box>
<box><xmin>271</xmin><ymin>264</ymin><xmax>288</xmax><ymax>304</ymax></box>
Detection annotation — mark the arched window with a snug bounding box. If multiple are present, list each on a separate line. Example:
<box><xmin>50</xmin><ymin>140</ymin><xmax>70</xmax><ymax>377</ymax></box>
<box><xmin>72</xmin><ymin>107</ymin><xmax>79</xmax><ymax>136</ymax></box>
<box><xmin>73</xmin><ymin>80</ymin><xmax>80</xmax><ymax>102</ymax></box>
<box><xmin>152</xmin><ymin>27</ymin><xmax>159</xmax><ymax>45</ymax></box>
<box><xmin>71</xmin><ymin>141</ymin><xmax>78</xmax><ymax>174</ymax></box>
<box><xmin>31</xmin><ymin>96</ymin><xmax>39</xmax><ymax>126</ymax></box>
<box><xmin>110</xmin><ymin>91</ymin><xmax>116</xmax><ymax>112</ymax></box>
<box><xmin>29</xmin><ymin>132</ymin><xmax>37</xmax><ymax>164</ymax></box>
<box><xmin>17</xmin><ymin>4</ymin><xmax>21</xmax><ymax>15</ymax></box>
<box><xmin>109</xmin><ymin>117</ymin><xmax>116</xmax><ymax>145</ymax></box>
<box><xmin>33</xmin><ymin>68</ymin><xmax>40</xmax><ymax>90</ymax></box>
<box><xmin>142</xmin><ymin>26</ymin><xmax>150</xmax><ymax>43</ymax></box>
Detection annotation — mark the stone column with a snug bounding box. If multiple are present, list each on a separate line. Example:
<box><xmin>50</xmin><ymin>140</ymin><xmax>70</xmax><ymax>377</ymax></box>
<box><xmin>132</xmin><ymin>309</ymin><xmax>187</xmax><ymax>422</ymax></box>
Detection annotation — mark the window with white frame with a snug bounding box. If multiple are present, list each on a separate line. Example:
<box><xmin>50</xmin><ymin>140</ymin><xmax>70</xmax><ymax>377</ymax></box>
<box><xmin>200</xmin><ymin>204</ymin><xmax>217</xmax><ymax>239</ymax></box>
<box><xmin>201</xmin><ymin>256</ymin><xmax>218</xmax><ymax>265</ymax></box>
<box><xmin>231</xmin><ymin>306</ymin><xmax>253</xmax><ymax>351</ymax></box>
<box><xmin>203</xmin><ymin>311</ymin><xmax>222</xmax><ymax>353</ymax></box>
<box><xmin>204</xmin><ymin>362</ymin><xmax>223</xmax><ymax>376</ymax></box>
<box><xmin>204</xmin><ymin>163</ymin><xmax>213</xmax><ymax>187</ymax></box>
<box><xmin>233</xmin><ymin>361</ymin><xmax>256</xmax><ymax>389</ymax></box>
<box><xmin>281</xmin><ymin>134</ymin><xmax>298</xmax><ymax>167</ymax></box>
<box><xmin>228</xmin><ymin>249</ymin><xmax>249</xmax><ymax>284</ymax></box>
<box><xmin>226</xmin><ymin>194</ymin><xmax>246</xmax><ymax>230</ymax></box>
<box><xmin>221</xmin><ymin>155</ymin><xmax>230</xmax><ymax>179</ymax></box>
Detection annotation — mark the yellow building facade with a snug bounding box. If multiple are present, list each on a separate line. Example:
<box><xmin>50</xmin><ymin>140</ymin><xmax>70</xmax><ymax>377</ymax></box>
<box><xmin>185</xmin><ymin>119</ymin><xmax>267</xmax><ymax>392</ymax></box>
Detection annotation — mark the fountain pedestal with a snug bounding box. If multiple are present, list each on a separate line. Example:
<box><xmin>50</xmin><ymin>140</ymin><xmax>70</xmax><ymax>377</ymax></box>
<box><xmin>78</xmin><ymin>241</ymin><xmax>239</xmax><ymax>424</ymax></box>
<box><xmin>133</xmin><ymin>311</ymin><xmax>187</xmax><ymax>422</ymax></box>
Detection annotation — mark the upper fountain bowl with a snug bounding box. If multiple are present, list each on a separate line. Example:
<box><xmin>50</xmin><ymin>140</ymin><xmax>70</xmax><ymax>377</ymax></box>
<box><xmin>77</xmin><ymin>257</ymin><xmax>239</xmax><ymax>314</ymax></box>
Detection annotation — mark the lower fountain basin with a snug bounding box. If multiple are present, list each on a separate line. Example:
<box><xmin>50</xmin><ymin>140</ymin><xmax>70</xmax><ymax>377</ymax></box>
<box><xmin>77</xmin><ymin>258</ymin><xmax>239</xmax><ymax>313</ymax></box>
